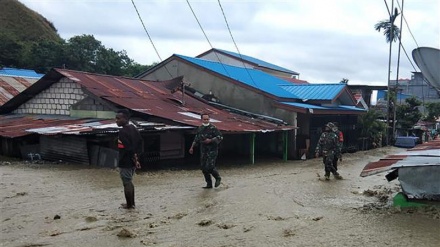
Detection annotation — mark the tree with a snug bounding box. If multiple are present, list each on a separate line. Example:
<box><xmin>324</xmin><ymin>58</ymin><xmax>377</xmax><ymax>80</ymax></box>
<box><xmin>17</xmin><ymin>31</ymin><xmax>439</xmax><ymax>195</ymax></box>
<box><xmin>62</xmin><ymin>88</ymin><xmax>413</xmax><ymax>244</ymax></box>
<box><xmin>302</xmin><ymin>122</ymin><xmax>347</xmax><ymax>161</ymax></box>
<box><xmin>358</xmin><ymin>109</ymin><xmax>387</xmax><ymax>148</ymax></box>
<box><xmin>0</xmin><ymin>32</ymin><xmax>24</xmax><ymax>67</ymax></box>
<box><xmin>396</xmin><ymin>97</ymin><xmax>422</xmax><ymax>133</ymax></box>
<box><xmin>123</xmin><ymin>62</ymin><xmax>156</xmax><ymax>77</ymax></box>
<box><xmin>64</xmin><ymin>34</ymin><xmax>103</xmax><ymax>72</ymax></box>
<box><xmin>374</xmin><ymin>8</ymin><xmax>400</xmax><ymax>42</ymax></box>
<box><xmin>425</xmin><ymin>102</ymin><xmax>440</xmax><ymax>122</ymax></box>
<box><xmin>21</xmin><ymin>39</ymin><xmax>65</xmax><ymax>73</ymax></box>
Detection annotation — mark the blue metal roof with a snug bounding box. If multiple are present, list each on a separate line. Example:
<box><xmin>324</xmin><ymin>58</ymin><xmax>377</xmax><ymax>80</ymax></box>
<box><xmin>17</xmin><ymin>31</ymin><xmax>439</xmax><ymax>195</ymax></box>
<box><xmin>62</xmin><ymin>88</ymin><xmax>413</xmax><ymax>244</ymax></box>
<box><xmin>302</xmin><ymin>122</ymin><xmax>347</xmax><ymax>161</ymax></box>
<box><xmin>0</xmin><ymin>67</ymin><xmax>44</xmax><ymax>78</ymax></box>
<box><xmin>176</xmin><ymin>54</ymin><xmax>298</xmax><ymax>98</ymax></box>
<box><xmin>377</xmin><ymin>90</ymin><xmax>413</xmax><ymax>101</ymax></box>
<box><xmin>280</xmin><ymin>84</ymin><xmax>346</xmax><ymax>100</ymax></box>
<box><xmin>214</xmin><ymin>48</ymin><xmax>299</xmax><ymax>75</ymax></box>
<box><xmin>280</xmin><ymin>102</ymin><xmax>365</xmax><ymax>111</ymax></box>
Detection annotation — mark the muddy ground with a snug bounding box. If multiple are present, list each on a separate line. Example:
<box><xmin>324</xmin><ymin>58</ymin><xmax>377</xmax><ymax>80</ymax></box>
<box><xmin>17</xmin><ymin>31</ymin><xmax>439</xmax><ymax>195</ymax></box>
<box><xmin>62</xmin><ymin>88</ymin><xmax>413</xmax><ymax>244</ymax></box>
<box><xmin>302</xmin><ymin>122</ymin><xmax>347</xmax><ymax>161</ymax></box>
<box><xmin>1</xmin><ymin>146</ymin><xmax>439</xmax><ymax>247</ymax></box>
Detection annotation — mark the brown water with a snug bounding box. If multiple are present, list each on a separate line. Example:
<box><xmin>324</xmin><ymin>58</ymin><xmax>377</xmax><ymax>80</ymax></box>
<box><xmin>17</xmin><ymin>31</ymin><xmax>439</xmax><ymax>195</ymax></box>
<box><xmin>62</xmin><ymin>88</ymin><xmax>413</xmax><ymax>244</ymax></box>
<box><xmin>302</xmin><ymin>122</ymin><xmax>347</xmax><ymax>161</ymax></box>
<box><xmin>1</xmin><ymin>147</ymin><xmax>439</xmax><ymax>247</ymax></box>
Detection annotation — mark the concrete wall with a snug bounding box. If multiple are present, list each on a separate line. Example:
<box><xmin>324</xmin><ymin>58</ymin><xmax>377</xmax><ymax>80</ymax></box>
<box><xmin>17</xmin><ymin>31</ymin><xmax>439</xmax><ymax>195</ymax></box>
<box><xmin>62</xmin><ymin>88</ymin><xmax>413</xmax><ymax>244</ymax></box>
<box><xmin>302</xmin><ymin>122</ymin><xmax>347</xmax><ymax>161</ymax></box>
<box><xmin>13</xmin><ymin>78</ymin><xmax>86</xmax><ymax>115</ymax></box>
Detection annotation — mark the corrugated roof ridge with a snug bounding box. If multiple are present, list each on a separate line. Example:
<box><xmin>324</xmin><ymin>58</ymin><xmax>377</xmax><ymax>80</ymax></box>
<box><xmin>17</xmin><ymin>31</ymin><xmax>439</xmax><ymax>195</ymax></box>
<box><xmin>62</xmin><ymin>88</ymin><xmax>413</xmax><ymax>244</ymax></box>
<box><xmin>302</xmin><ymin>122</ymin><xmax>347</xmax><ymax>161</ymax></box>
<box><xmin>212</xmin><ymin>48</ymin><xmax>298</xmax><ymax>75</ymax></box>
<box><xmin>54</xmin><ymin>68</ymin><xmax>147</xmax><ymax>82</ymax></box>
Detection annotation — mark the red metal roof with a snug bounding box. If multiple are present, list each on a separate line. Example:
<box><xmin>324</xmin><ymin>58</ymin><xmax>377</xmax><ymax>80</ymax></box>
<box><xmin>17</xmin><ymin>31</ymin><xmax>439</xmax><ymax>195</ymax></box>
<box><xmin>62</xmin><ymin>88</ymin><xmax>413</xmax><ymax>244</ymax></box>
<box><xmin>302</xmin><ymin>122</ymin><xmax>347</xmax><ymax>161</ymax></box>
<box><xmin>0</xmin><ymin>76</ymin><xmax>38</xmax><ymax>106</ymax></box>
<box><xmin>360</xmin><ymin>139</ymin><xmax>440</xmax><ymax>177</ymax></box>
<box><xmin>55</xmin><ymin>69</ymin><xmax>294</xmax><ymax>133</ymax></box>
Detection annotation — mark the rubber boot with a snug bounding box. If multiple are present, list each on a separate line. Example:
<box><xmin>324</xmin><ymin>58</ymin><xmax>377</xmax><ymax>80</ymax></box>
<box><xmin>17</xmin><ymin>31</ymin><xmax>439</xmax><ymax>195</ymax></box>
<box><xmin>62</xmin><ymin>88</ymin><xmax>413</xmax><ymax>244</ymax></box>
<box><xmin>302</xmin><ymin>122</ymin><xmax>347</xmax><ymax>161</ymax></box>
<box><xmin>202</xmin><ymin>171</ymin><xmax>213</xmax><ymax>188</ymax></box>
<box><xmin>212</xmin><ymin>169</ymin><xmax>221</xmax><ymax>187</ymax></box>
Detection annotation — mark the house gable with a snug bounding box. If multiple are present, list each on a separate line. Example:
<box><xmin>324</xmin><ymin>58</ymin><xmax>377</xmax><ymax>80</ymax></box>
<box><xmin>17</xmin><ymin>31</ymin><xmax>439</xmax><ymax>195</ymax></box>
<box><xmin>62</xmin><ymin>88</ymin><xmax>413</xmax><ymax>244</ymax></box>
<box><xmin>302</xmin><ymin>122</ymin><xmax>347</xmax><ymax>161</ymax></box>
<box><xmin>197</xmin><ymin>48</ymin><xmax>299</xmax><ymax>79</ymax></box>
<box><xmin>13</xmin><ymin>77</ymin><xmax>86</xmax><ymax>115</ymax></box>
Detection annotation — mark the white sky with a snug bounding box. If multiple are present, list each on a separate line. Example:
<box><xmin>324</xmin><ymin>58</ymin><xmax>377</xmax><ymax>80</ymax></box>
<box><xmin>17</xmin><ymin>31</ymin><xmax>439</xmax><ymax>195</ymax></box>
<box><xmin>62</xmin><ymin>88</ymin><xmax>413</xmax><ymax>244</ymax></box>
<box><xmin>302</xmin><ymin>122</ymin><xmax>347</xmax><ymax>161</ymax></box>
<box><xmin>20</xmin><ymin>0</ymin><xmax>440</xmax><ymax>86</ymax></box>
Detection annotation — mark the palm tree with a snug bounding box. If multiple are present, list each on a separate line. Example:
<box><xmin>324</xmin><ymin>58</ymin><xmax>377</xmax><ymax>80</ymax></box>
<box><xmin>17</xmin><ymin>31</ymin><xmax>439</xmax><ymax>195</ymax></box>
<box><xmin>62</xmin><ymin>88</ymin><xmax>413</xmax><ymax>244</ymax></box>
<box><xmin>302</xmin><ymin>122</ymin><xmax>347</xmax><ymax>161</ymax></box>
<box><xmin>374</xmin><ymin>4</ymin><xmax>400</xmax><ymax>145</ymax></box>
<box><xmin>374</xmin><ymin>8</ymin><xmax>400</xmax><ymax>42</ymax></box>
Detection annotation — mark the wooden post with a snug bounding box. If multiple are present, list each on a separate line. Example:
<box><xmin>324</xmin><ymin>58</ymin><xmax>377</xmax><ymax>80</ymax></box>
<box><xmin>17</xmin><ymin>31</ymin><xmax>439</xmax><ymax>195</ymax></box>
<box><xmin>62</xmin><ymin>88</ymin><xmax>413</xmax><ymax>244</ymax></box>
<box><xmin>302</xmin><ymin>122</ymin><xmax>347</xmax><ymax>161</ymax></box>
<box><xmin>283</xmin><ymin>131</ymin><xmax>288</xmax><ymax>162</ymax></box>
<box><xmin>250</xmin><ymin>133</ymin><xmax>255</xmax><ymax>164</ymax></box>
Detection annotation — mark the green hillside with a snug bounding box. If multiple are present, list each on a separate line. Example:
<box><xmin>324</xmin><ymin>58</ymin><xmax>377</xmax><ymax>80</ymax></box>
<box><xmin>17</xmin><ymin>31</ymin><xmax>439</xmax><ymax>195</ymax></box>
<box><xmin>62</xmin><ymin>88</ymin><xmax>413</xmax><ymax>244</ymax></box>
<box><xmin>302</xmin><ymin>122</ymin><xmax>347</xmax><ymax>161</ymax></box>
<box><xmin>0</xmin><ymin>0</ymin><xmax>62</xmax><ymax>42</ymax></box>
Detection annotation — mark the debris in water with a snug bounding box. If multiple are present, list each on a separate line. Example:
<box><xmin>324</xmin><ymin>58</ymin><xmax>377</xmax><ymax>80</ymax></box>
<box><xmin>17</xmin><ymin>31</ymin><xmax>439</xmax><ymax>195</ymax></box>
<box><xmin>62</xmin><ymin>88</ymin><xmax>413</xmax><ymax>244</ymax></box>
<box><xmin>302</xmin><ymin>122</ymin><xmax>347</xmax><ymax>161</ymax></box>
<box><xmin>53</xmin><ymin>215</ymin><xmax>61</xmax><ymax>220</ymax></box>
<box><xmin>217</xmin><ymin>223</ymin><xmax>236</xmax><ymax>229</ymax></box>
<box><xmin>168</xmin><ymin>212</ymin><xmax>187</xmax><ymax>220</ymax></box>
<box><xmin>267</xmin><ymin>215</ymin><xmax>286</xmax><ymax>221</ymax></box>
<box><xmin>48</xmin><ymin>230</ymin><xmax>61</xmax><ymax>236</ymax></box>
<box><xmin>197</xmin><ymin>219</ymin><xmax>213</xmax><ymax>226</ymax></box>
<box><xmin>85</xmin><ymin>216</ymin><xmax>98</xmax><ymax>222</ymax></box>
<box><xmin>312</xmin><ymin>216</ymin><xmax>323</xmax><ymax>221</ymax></box>
<box><xmin>117</xmin><ymin>228</ymin><xmax>136</xmax><ymax>238</ymax></box>
<box><xmin>283</xmin><ymin>229</ymin><xmax>296</xmax><ymax>237</ymax></box>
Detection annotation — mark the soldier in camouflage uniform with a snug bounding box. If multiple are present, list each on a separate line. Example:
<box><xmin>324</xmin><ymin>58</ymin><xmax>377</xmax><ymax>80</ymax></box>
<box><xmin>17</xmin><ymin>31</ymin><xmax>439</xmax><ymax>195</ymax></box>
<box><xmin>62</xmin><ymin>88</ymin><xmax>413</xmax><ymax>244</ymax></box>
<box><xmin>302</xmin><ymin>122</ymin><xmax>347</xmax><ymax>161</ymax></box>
<box><xmin>189</xmin><ymin>113</ymin><xmax>223</xmax><ymax>189</ymax></box>
<box><xmin>315</xmin><ymin>122</ymin><xmax>343</xmax><ymax>180</ymax></box>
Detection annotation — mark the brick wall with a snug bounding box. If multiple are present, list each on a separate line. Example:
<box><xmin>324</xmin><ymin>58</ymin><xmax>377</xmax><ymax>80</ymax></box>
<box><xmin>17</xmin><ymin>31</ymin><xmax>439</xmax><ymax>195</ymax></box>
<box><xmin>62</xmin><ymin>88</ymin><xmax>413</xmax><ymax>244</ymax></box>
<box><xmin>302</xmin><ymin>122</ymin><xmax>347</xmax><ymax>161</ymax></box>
<box><xmin>13</xmin><ymin>78</ymin><xmax>86</xmax><ymax>115</ymax></box>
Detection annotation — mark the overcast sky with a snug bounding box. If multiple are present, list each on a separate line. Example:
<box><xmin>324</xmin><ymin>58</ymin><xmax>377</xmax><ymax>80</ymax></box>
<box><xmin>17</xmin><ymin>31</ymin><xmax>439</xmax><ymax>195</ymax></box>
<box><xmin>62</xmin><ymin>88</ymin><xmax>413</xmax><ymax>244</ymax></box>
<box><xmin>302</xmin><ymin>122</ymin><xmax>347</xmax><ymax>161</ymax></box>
<box><xmin>20</xmin><ymin>0</ymin><xmax>439</xmax><ymax>85</ymax></box>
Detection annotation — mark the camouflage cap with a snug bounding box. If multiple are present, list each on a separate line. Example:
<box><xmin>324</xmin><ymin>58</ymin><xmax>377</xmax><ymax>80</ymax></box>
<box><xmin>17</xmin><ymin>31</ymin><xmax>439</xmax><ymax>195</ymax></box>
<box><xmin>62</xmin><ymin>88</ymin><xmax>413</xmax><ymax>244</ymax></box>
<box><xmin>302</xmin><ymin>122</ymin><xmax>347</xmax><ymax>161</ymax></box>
<box><xmin>325</xmin><ymin>122</ymin><xmax>335</xmax><ymax>129</ymax></box>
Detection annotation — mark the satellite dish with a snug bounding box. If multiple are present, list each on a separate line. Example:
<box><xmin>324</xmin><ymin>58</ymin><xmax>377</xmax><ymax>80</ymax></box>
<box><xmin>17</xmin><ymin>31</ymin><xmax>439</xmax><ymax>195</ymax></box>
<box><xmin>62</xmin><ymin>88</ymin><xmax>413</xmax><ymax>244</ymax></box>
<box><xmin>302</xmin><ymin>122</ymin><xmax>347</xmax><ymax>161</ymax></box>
<box><xmin>412</xmin><ymin>47</ymin><xmax>440</xmax><ymax>90</ymax></box>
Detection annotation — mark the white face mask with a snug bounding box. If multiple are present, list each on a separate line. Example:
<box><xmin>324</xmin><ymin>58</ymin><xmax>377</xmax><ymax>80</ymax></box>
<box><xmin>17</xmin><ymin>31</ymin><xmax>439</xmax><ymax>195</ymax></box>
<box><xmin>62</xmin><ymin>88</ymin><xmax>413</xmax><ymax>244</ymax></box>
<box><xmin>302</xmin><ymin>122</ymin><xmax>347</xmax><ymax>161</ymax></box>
<box><xmin>202</xmin><ymin>123</ymin><xmax>210</xmax><ymax>126</ymax></box>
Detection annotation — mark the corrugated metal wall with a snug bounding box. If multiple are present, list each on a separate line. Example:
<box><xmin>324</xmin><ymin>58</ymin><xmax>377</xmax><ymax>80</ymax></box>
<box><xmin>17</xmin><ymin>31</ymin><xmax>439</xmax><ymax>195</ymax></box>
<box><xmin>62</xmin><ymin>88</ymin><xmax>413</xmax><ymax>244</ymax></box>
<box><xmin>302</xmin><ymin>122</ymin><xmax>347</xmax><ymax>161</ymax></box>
<box><xmin>40</xmin><ymin>135</ymin><xmax>89</xmax><ymax>164</ymax></box>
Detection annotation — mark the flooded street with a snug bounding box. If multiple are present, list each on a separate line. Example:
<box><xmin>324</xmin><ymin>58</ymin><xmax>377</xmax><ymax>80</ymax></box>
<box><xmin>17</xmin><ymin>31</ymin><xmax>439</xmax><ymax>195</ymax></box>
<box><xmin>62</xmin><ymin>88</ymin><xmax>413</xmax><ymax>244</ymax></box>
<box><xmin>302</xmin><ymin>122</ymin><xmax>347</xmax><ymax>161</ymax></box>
<box><xmin>1</xmin><ymin>146</ymin><xmax>439</xmax><ymax>247</ymax></box>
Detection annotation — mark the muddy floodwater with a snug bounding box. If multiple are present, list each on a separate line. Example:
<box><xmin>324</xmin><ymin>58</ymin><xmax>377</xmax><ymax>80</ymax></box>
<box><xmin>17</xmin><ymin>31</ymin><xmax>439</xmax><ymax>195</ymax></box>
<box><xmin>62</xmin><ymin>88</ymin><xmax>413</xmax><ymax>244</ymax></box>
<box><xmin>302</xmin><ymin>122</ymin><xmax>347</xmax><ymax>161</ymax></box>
<box><xmin>1</xmin><ymin>146</ymin><xmax>439</xmax><ymax>247</ymax></box>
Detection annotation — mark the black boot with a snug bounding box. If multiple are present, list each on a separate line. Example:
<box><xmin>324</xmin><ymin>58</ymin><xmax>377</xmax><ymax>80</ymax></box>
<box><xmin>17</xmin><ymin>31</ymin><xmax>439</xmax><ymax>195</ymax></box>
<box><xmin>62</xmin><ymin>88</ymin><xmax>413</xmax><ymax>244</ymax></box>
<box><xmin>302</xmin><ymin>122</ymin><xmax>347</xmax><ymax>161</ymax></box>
<box><xmin>202</xmin><ymin>171</ymin><xmax>213</xmax><ymax>189</ymax></box>
<box><xmin>212</xmin><ymin>169</ymin><xmax>221</xmax><ymax>187</ymax></box>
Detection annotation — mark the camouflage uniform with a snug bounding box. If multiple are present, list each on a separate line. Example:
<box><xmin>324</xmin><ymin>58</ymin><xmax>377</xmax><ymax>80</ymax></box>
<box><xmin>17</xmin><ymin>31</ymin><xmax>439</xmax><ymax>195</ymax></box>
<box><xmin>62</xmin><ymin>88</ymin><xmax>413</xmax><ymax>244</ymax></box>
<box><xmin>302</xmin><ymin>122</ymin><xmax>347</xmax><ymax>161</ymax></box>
<box><xmin>332</xmin><ymin>126</ymin><xmax>343</xmax><ymax>171</ymax></box>
<box><xmin>192</xmin><ymin>124</ymin><xmax>223</xmax><ymax>187</ymax></box>
<box><xmin>315</xmin><ymin>123</ymin><xmax>341</xmax><ymax>178</ymax></box>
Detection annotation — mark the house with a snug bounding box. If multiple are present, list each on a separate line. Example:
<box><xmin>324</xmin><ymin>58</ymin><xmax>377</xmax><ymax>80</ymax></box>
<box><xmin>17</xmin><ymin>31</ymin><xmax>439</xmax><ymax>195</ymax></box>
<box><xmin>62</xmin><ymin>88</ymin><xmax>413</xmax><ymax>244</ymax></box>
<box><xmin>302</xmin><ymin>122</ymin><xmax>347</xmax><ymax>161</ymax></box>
<box><xmin>389</xmin><ymin>72</ymin><xmax>440</xmax><ymax>103</ymax></box>
<box><xmin>0</xmin><ymin>67</ymin><xmax>43</xmax><ymax>106</ymax></box>
<box><xmin>137</xmin><ymin>53</ymin><xmax>365</xmax><ymax>158</ymax></box>
<box><xmin>0</xmin><ymin>68</ymin><xmax>294</xmax><ymax>166</ymax></box>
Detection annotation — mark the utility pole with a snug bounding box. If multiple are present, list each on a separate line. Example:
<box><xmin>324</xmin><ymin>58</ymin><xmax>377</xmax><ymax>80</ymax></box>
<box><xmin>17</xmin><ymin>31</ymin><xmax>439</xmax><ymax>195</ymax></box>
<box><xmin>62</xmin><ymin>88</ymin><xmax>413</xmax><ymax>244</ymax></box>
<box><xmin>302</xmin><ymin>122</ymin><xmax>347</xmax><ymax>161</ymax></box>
<box><xmin>394</xmin><ymin>0</ymin><xmax>404</xmax><ymax>140</ymax></box>
<box><xmin>386</xmin><ymin>0</ymin><xmax>395</xmax><ymax>146</ymax></box>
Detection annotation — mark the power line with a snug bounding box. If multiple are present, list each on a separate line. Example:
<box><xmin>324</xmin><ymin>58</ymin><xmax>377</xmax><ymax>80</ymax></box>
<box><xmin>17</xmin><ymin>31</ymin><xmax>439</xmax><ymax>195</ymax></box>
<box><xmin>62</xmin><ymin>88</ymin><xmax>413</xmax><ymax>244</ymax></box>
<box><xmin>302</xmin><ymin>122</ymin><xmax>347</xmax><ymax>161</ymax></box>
<box><xmin>382</xmin><ymin>0</ymin><xmax>418</xmax><ymax>72</ymax></box>
<box><xmin>396</xmin><ymin>0</ymin><xmax>420</xmax><ymax>48</ymax></box>
<box><xmin>130</xmin><ymin>0</ymin><xmax>173</xmax><ymax>78</ymax></box>
<box><xmin>217</xmin><ymin>0</ymin><xmax>259</xmax><ymax>88</ymax></box>
<box><xmin>185</xmin><ymin>0</ymin><xmax>232</xmax><ymax>79</ymax></box>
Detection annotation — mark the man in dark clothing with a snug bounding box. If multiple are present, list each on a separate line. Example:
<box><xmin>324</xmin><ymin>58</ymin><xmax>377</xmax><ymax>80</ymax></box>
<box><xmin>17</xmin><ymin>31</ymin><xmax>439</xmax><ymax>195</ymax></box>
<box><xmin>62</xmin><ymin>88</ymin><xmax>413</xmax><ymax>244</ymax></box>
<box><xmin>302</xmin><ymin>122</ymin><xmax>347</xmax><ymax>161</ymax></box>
<box><xmin>315</xmin><ymin>122</ymin><xmax>343</xmax><ymax>180</ymax></box>
<box><xmin>115</xmin><ymin>109</ymin><xmax>142</xmax><ymax>209</ymax></box>
<box><xmin>189</xmin><ymin>113</ymin><xmax>223</xmax><ymax>189</ymax></box>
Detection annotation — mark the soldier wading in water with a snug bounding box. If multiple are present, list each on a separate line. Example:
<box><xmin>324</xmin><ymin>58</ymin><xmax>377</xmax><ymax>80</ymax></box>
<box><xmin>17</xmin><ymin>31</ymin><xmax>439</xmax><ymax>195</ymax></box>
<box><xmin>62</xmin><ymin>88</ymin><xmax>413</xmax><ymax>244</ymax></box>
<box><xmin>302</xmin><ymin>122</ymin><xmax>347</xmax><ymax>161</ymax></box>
<box><xmin>189</xmin><ymin>113</ymin><xmax>223</xmax><ymax>189</ymax></box>
<box><xmin>315</xmin><ymin>122</ymin><xmax>343</xmax><ymax>180</ymax></box>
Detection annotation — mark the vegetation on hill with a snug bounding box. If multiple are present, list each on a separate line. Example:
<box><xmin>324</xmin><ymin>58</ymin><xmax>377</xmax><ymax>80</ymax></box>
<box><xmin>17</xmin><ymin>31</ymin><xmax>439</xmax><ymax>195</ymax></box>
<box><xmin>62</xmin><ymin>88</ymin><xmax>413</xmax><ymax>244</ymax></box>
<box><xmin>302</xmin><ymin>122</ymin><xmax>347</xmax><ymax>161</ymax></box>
<box><xmin>0</xmin><ymin>0</ymin><xmax>62</xmax><ymax>42</ymax></box>
<box><xmin>0</xmin><ymin>0</ymin><xmax>152</xmax><ymax>76</ymax></box>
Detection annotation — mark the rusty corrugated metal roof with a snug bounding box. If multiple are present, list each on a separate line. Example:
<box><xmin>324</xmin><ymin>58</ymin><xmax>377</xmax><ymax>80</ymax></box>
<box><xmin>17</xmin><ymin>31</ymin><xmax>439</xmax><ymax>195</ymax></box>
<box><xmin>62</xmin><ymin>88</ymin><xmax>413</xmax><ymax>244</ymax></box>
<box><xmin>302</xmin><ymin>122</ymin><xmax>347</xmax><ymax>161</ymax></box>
<box><xmin>0</xmin><ymin>76</ymin><xmax>38</xmax><ymax>106</ymax></box>
<box><xmin>0</xmin><ymin>115</ymin><xmax>193</xmax><ymax>138</ymax></box>
<box><xmin>360</xmin><ymin>139</ymin><xmax>440</xmax><ymax>177</ymax></box>
<box><xmin>0</xmin><ymin>114</ymin><xmax>96</xmax><ymax>138</ymax></box>
<box><xmin>55</xmin><ymin>69</ymin><xmax>294</xmax><ymax>132</ymax></box>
